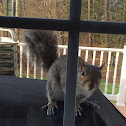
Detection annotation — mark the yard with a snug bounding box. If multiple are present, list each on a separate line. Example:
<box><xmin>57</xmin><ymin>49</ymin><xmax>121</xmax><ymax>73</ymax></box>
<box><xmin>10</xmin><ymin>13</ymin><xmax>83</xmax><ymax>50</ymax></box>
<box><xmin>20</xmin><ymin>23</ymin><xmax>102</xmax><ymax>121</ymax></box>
<box><xmin>17</xmin><ymin>73</ymin><xmax>120</xmax><ymax>104</ymax></box>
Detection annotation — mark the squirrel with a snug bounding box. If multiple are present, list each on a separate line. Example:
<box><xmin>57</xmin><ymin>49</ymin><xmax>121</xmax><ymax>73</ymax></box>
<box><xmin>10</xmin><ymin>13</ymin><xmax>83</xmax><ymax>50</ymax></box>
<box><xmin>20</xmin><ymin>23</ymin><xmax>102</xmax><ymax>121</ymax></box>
<box><xmin>22</xmin><ymin>30</ymin><xmax>105</xmax><ymax>116</ymax></box>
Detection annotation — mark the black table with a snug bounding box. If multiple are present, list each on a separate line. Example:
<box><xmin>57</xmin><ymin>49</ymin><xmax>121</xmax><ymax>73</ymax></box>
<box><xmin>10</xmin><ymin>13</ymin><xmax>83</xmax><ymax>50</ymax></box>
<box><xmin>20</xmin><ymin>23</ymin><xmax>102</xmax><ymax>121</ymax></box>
<box><xmin>0</xmin><ymin>75</ymin><xmax>126</xmax><ymax>126</ymax></box>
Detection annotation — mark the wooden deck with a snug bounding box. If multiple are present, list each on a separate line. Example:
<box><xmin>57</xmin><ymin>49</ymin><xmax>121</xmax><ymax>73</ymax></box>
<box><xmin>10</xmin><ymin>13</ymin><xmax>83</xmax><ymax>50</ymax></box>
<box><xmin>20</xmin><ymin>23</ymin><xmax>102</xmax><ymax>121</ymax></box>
<box><xmin>114</xmin><ymin>104</ymin><xmax>126</xmax><ymax>118</ymax></box>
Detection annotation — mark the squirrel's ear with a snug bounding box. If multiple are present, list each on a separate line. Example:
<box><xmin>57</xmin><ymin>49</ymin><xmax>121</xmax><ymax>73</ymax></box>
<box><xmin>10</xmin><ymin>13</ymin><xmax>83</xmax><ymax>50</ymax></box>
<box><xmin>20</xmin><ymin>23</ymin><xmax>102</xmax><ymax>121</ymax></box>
<box><xmin>99</xmin><ymin>63</ymin><xmax>105</xmax><ymax>70</ymax></box>
<box><xmin>79</xmin><ymin>58</ymin><xmax>87</xmax><ymax>70</ymax></box>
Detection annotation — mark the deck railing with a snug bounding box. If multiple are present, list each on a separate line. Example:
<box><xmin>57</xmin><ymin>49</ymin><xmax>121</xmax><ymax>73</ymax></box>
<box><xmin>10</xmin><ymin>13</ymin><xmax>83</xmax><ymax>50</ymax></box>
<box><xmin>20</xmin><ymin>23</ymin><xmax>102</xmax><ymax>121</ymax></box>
<box><xmin>18</xmin><ymin>43</ymin><xmax>126</xmax><ymax>107</ymax></box>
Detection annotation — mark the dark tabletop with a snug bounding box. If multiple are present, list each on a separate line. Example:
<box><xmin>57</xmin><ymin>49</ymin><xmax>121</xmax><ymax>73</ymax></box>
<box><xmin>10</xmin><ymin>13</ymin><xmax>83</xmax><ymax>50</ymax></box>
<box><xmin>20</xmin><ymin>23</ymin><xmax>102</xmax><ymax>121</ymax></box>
<box><xmin>0</xmin><ymin>75</ymin><xmax>126</xmax><ymax>126</ymax></box>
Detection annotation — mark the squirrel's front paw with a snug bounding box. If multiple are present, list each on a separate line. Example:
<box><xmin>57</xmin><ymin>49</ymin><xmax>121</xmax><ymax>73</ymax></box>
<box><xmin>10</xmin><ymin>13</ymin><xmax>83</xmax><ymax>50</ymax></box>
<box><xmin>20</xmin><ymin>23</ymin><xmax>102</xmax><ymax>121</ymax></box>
<box><xmin>84</xmin><ymin>100</ymin><xmax>100</xmax><ymax>109</ymax></box>
<box><xmin>41</xmin><ymin>102</ymin><xmax>58</xmax><ymax>115</ymax></box>
<box><xmin>75</xmin><ymin>104</ymin><xmax>83</xmax><ymax>117</ymax></box>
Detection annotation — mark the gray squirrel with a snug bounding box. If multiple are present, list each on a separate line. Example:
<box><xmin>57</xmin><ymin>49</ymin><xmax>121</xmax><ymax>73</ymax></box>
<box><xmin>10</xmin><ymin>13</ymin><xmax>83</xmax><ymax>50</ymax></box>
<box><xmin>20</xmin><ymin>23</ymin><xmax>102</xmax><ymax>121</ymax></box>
<box><xmin>23</xmin><ymin>30</ymin><xmax>105</xmax><ymax>116</ymax></box>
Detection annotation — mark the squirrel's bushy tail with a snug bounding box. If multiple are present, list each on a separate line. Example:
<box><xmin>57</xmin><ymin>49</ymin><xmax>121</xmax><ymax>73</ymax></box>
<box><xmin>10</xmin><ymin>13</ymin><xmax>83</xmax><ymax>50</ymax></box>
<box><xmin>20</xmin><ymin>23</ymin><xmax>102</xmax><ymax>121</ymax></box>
<box><xmin>23</xmin><ymin>30</ymin><xmax>58</xmax><ymax>70</ymax></box>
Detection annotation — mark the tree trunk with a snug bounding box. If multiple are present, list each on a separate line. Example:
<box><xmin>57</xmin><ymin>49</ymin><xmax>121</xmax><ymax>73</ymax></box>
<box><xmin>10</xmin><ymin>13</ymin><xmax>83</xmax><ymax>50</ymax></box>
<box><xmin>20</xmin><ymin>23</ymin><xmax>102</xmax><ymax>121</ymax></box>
<box><xmin>16</xmin><ymin>0</ymin><xmax>20</xmax><ymax>17</ymax></box>
<box><xmin>105</xmin><ymin>0</ymin><xmax>109</xmax><ymax>47</ymax></box>
<box><xmin>88</xmin><ymin>0</ymin><xmax>93</xmax><ymax>47</ymax></box>
<box><xmin>105</xmin><ymin>0</ymin><xmax>109</xmax><ymax>61</ymax></box>
<box><xmin>92</xmin><ymin>0</ymin><xmax>95</xmax><ymax>45</ymax></box>
<box><xmin>15</xmin><ymin>0</ymin><xmax>20</xmax><ymax>40</ymax></box>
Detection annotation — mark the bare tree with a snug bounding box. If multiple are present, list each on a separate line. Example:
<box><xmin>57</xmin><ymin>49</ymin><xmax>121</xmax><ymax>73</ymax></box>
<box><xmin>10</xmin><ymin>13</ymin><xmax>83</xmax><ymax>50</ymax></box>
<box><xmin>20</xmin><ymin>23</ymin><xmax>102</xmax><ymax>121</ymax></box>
<box><xmin>105</xmin><ymin>0</ymin><xmax>109</xmax><ymax>47</ymax></box>
<box><xmin>15</xmin><ymin>0</ymin><xmax>20</xmax><ymax>40</ymax></box>
<box><xmin>0</xmin><ymin>0</ymin><xmax>5</xmax><ymax>15</ymax></box>
<box><xmin>88</xmin><ymin>0</ymin><xmax>93</xmax><ymax>47</ymax></box>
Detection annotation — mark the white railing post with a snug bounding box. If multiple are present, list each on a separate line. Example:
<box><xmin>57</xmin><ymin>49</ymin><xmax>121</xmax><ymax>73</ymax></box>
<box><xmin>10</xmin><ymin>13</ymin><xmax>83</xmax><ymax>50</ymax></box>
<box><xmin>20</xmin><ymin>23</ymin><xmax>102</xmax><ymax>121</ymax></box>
<box><xmin>100</xmin><ymin>51</ymin><xmax>104</xmax><ymax>66</ymax></box>
<box><xmin>92</xmin><ymin>50</ymin><xmax>96</xmax><ymax>65</ymax></box>
<box><xmin>112</xmin><ymin>52</ymin><xmax>119</xmax><ymax>95</ymax></box>
<box><xmin>85</xmin><ymin>50</ymin><xmax>88</xmax><ymax>62</ymax></box>
<box><xmin>116</xmin><ymin>45</ymin><xmax>126</xmax><ymax>107</ymax></box>
<box><xmin>104</xmin><ymin>51</ymin><xmax>111</xmax><ymax>94</ymax></box>
<box><xmin>78</xmin><ymin>49</ymin><xmax>81</xmax><ymax>57</ymax></box>
<box><xmin>27</xmin><ymin>46</ymin><xmax>30</xmax><ymax>78</ymax></box>
<box><xmin>41</xmin><ymin>63</ymin><xmax>44</xmax><ymax>80</ymax></box>
<box><xmin>34</xmin><ymin>57</ymin><xmax>37</xmax><ymax>79</ymax></box>
<box><xmin>63</xmin><ymin>48</ymin><xmax>67</xmax><ymax>55</ymax></box>
<box><xmin>20</xmin><ymin>45</ymin><xmax>23</xmax><ymax>78</ymax></box>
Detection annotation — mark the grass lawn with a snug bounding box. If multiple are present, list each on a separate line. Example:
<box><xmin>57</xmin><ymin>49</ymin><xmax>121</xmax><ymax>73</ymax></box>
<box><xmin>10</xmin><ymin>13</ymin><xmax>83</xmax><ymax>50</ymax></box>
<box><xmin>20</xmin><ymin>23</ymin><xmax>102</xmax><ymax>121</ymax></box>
<box><xmin>100</xmin><ymin>80</ymin><xmax>119</xmax><ymax>95</ymax></box>
<box><xmin>17</xmin><ymin>74</ymin><xmax>119</xmax><ymax>94</ymax></box>
<box><xmin>17</xmin><ymin>74</ymin><xmax>47</xmax><ymax>80</ymax></box>
<box><xmin>100</xmin><ymin>80</ymin><xmax>120</xmax><ymax>104</ymax></box>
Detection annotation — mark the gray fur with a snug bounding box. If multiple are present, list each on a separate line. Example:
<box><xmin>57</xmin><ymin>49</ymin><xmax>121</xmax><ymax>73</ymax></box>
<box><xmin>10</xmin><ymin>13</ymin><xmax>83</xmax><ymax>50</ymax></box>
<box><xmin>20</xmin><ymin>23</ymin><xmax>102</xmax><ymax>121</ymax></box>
<box><xmin>22</xmin><ymin>30</ymin><xmax>104</xmax><ymax>116</ymax></box>
<box><xmin>23</xmin><ymin>30</ymin><xmax>58</xmax><ymax>70</ymax></box>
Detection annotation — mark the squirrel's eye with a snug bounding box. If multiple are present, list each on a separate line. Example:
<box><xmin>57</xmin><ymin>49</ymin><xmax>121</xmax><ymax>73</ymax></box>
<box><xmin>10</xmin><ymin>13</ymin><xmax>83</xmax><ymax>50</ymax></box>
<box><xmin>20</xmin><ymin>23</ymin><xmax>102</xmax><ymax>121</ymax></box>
<box><xmin>77</xmin><ymin>95</ymin><xmax>84</xmax><ymax>99</ymax></box>
<box><xmin>100</xmin><ymin>75</ymin><xmax>102</xmax><ymax>79</ymax></box>
<box><xmin>77</xmin><ymin>95</ymin><xmax>82</xmax><ymax>99</ymax></box>
<box><xmin>78</xmin><ymin>96</ymin><xmax>82</xmax><ymax>99</ymax></box>
<box><xmin>82</xmin><ymin>71</ymin><xmax>85</xmax><ymax>76</ymax></box>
